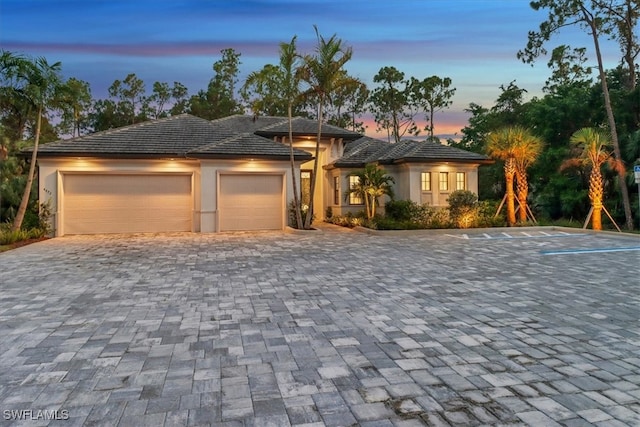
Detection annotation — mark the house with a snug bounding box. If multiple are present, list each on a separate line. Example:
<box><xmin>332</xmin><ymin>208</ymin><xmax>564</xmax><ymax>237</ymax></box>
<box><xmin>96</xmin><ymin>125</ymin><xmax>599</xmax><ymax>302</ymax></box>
<box><xmin>36</xmin><ymin>114</ymin><xmax>491</xmax><ymax>236</ymax></box>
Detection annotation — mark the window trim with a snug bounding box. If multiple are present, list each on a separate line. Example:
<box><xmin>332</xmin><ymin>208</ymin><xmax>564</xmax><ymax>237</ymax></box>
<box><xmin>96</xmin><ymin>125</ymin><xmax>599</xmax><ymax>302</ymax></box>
<box><xmin>333</xmin><ymin>176</ymin><xmax>340</xmax><ymax>205</ymax></box>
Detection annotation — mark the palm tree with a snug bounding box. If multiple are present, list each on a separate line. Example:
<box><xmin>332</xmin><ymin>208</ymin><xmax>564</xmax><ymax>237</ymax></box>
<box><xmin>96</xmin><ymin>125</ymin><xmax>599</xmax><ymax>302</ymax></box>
<box><xmin>3</xmin><ymin>53</ymin><xmax>63</xmax><ymax>231</ymax></box>
<box><xmin>512</xmin><ymin>129</ymin><xmax>543</xmax><ymax>222</ymax></box>
<box><xmin>346</xmin><ymin>164</ymin><xmax>395</xmax><ymax>220</ymax></box>
<box><xmin>486</xmin><ymin>127</ymin><xmax>518</xmax><ymax>226</ymax></box>
<box><xmin>564</xmin><ymin>127</ymin><xmax>623</xmax><ymax>230</ymax></box>
<box><xmin>298</xmin><ymin>26</ymin><xmax>353</xmax><ymax>229</ymax></box>
<box><xmin>280</xmin><ymin>36</ymin><xmax>304</xmax><ymax>229</ymax></box>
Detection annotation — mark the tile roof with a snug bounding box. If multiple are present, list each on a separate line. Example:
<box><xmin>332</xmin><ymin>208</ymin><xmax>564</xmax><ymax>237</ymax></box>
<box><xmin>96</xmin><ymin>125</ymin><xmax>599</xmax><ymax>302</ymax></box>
<box><xmin>255</xmin><ymin>116</ymin><xmax>362</xmax><ymax>140</ymax></box>
<box><xmin>34</xmin><ymin>114</ymin><xmax>487</xmax><ymax>165</ymax></box>
<box><xmin>36</xmin><ymin>114</ymin><xmax>312</xmax><ymax>160</ymax></box>
<box><xmin>333</xmin><ymin>137</ymin><xmax>491</xmax><ymax>167</ymax></box>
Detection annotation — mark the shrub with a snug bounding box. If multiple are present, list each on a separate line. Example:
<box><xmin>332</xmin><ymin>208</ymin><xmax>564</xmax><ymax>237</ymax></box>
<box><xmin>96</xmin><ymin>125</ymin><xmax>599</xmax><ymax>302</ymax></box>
<box><xmin>288</xmin><ymin>200</ymin><xmax>314</xmax><ymax>229</ymax></box>
<box><xmin>448</xmin><ymin>190</ymin><xmax>479</xmax><ymax>228</ymax></box>
<box><xmin>477</xmin><ymin>200</ymin><xmax>506</xmax><ymax>227</ymax></box>
<box><xmin>385</xmin><ymin>200</ymin><xmax>421</xmax><ymax>222</ymax></box>
<box><xmin>0</xmin><ymin>229</ymin><xmax>30</xmax><ymax>245</ymax></box>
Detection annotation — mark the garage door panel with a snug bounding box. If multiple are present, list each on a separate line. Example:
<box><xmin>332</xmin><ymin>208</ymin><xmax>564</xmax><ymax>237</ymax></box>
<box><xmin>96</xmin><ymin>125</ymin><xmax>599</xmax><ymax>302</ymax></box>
<box><xmin>219</xmin><ymin>174</ymin><xmax>283</xmax><ymax>231</ymax></box>
<box><xmin>63</xmin><ymin>174</ymin><xmax>192</xmax><ymax>235</ymax></box>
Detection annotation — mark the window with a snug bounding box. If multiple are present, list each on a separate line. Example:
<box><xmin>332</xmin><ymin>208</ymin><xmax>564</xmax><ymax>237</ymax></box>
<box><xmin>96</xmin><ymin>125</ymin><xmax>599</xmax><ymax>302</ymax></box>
<box><xmin>300</xmin><ymin>170</ymin><xmax>312</xmax><ymax>209</ymax></box>
<box><xmin>456</xmin><ymin>172</ymin><xmax>466</xmax><ymax>190</ymax></box>
<box><xmin>333</xmin><ymin>176</ymin><xmax>340</xmax><ymax>205</ymax></box>
<box><xmin>421</xmin><ymin>172</ymin><xmax>431</xmax><ymax>191</ymax></box>
<box><xmin>349</xmin><ymin>176</ymin><xmax>363</xmax><ymax>205</ymax></box>
<box><xmin>439</xmin><ymin>172</ymin><xmax>449</xmax><ymax>191</ymax></box>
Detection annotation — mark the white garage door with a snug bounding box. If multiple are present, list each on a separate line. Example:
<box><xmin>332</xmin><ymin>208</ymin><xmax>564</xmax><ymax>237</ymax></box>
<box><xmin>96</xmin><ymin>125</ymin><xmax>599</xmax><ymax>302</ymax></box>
<box><xmin>63</xmin><ymin>174</ymin><xmax>192</xmax><ymax>235</ymax></box>
<box><xmin>219</xmin><ymin>174</ymin><xmax>284</xmax><ymax>231</ymax></box>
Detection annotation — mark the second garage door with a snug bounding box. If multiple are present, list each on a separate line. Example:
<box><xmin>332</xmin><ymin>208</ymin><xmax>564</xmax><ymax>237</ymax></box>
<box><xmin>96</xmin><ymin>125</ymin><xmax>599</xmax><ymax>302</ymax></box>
<box><xmin>218</xmin><ymin>174</ymin><xmax>284</xmax><ymax>231</ymax></box>
<box><xmin>63</xmin><ymin>174</ymin><xmax>192</xmax><ymax>235</ymax></box>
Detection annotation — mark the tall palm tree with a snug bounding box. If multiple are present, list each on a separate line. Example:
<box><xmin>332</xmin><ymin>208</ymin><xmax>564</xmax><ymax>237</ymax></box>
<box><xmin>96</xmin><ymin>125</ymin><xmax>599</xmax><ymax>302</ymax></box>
<box><xmin>298</xmin><ymin>26</ymin><xmax>353</xmax><ymax>229</ymax></box>
<box><xmin>280</xmin><ymin>36</ymin><xmax>304</xmax><ymax>229</ymax></box>
<box><xmin>564</xmin><ymin>127</ymin><xmax>623</xmax><ymax>230</ymax></box>
<box><xmin>512</xmin><ymin>129</ymin><xmax>543</xmax><ymax>222</ymax></box>
<box><xmin>4</xmin><ymin>54</ymin><xmax>63</xmax><ymax>231</ymax></box>
<box><xmin>346</xmin><ymin>164</ymin><xmax>395</xmax><ymax>220</ymax></box>
<box><xmin>486</xmin><ymin>127</ymin><xmax>518</xmax><ymax>226</ymax></box>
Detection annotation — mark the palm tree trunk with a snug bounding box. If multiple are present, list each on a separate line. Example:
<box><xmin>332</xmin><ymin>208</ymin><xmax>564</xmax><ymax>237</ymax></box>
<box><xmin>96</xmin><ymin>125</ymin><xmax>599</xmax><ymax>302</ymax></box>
<box><xmin>505</xmin><ymin>158</ymin><xmax>516</xmax><ymax>226</ymax></box>
<box><xmin>589</xmin><ymin>168</ymin><xmax>604</xmax><ymax>230</ymax></box>
<box><xmin>11</xmin><ymin>105</ymin><xmax>42</xmax><ymax>231</ymax></box>
<box><xmin>304</xmin><ymin>99</ymin><xmax>323</xmax><ymax>229</ymax></box>
<box><xmin>288</xmin><ymin>104</ymin><xmax>303</xmax><ymax>228</ymax></box>
<box><xmin>583</xmin><ymin>6</ymin><xmax>634</xmax><ymax>230</ymax></box>
<box><xmin>515</xmin><ymin>169</ymin><xmax>529</xmax><ymax>223</ymax></box>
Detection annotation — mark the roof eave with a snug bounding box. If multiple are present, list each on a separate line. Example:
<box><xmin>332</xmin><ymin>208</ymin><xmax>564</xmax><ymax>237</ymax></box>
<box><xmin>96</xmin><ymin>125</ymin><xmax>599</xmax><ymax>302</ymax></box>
<box><xmin>392</xmin><ymin>157</ymin><xmax>494</xmax><ymax>165</ymax></box>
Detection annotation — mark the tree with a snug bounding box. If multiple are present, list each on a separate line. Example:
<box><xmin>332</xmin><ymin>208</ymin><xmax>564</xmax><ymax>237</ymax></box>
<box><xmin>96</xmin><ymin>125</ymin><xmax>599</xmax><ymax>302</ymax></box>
<box><xmin>325</xmin><ymin>75</ymin><xmax>368</xmax><ymax>133</ymax></box>
<box><xmin>298</xmin><ymin>26</ymin><xmax>353</xmax><ymax>229</ymax></box>
<box><xmin>3</xmin><ymin>54</ymin><xmax>63</xmax><ymax>231</ymax></box>
<box><xmin>241</xmin><ymin>64</ymin><xmax>289</xmax><ymax>116</ymax></box>
<box><xmin>413</xmin><ymin>75</ymin><xmax>456</xmax><ymax>140</ymax></box>
<box><xmin>345</xmin><ymin>163</ymin><xmax>395</xmax><ymax>219</ymax></box>
<box><xmin>281</xmin><ymin>36</ymin><xmax>304</xmax><ymax>229</ymax></box>
<box><xmin>369</xmin><ymin>66</ymin><xmax>419</xmax><ymax>143</ymax></box>
<box><xmin>597</xmin><ymin>0</ymin><xmax>639</xmax><ymax>90</ymax></box>
<box><xmin>190</xmin><ymin>48</ymin><xmax>244</xmax><ymax>120</ymax></box>
<box><xmin>145</xmin><ymin>81</ymin><xmax>189</xmax><ymax>119</ymax></box>
<box><xmin>486</xmin><ymin>127</ymin><xmax>527</xmax><ymax>226</ymax></box>
<box><xmin>563</xmin><ymin>127</ymin><xmax>623</xmax><ymax>229</ymax></box>
<box><xmin>56</xmin><ymin>77</ymin><xmax>92</xmax><ymax>137</ymax></box>
<box><xmin>108</xmin><ymin>73</ymin><xmax>146</xmax><ymax>124</ymax></box>
<box><xmin>543</xmin><ymin>45</ymin><xmax>593</xmax><ymax>93</ymax></box>
<box><xmin>512</xmin><ymin>129</ymin><xmax>544</xmax><ymax>222</ymax></box>
<box><xmin>519</xmin><ymin>0</ymin><xmax>635</xmax><ymax>230</ymax></box>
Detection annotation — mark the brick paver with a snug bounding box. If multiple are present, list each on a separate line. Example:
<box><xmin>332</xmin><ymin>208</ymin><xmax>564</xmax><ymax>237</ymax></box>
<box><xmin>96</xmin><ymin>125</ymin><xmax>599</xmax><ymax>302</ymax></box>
<box><xmin>0</xmin><ymin>226</ymin><xmax>638</xmax><ymax>426</ymax></box>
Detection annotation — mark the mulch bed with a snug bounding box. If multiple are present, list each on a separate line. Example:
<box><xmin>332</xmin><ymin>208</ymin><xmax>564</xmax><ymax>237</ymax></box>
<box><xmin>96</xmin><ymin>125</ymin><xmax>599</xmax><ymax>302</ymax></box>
<box><xmin>0</xmin><ymin>237</ymin><xmax>49</xmax><ymax>252</ymax></box>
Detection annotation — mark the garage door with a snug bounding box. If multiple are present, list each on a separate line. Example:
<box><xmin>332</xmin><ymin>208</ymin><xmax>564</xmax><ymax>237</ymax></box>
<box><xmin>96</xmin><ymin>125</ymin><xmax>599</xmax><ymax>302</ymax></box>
<box><xmin>63</xmin><ymin>174</ymin><xmax>192</xmax><ymax>235</ymax></box>
<box><xmin>219</xmin><ymin>174</ymin><xmax>284</xmax><ymax>231</ymax></box>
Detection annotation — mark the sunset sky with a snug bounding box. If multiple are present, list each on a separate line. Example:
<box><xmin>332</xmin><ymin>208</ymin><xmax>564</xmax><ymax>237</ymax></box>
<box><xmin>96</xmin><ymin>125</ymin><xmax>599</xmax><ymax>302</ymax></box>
<box><xmin>0</xmin><ymin>0</ymin><xmax>621</xmax><ymax>139</ymax></box>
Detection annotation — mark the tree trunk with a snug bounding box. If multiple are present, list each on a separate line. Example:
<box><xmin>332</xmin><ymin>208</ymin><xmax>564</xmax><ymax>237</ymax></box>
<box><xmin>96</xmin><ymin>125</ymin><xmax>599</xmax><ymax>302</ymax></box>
<box><xmin>288</xmin><ymin>104</ymin><xmax>303</xmax><ymax>229</ymax></box>
<box><xmin>304</xmin><ymin>99</ymin><xmax>323</xmax><ymax>229</ymax></box>
<box><xmin>515</xmin><ymin>169</ymin><xmax>529</xmax><ymax>222</ymax></box>
<box><xmin>589</xmin><ymin>168</ymin><xmax>604</xmax><ymax>230</ymax></box>
<box><xmin>505</xmin><ymin>158</ymin><xmax>516</xmax><ymax>226</ymax></box>
<box><xmin>12</xmin><ymin>105</ymin><xmax>42</xmax><ymax>231</ymax></box>
<box><xmin>584</xmin><ymin>6</ymin><xmax>634</xmax><ymax>230</ymax></box>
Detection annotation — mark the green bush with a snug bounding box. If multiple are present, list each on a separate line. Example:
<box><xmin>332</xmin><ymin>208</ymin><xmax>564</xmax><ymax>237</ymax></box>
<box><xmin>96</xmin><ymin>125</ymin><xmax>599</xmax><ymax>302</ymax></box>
<box><xmin>0</xmin><ymin>229</ymin><xmax>30</xmax><ymax>245</ymax></box>
<box><xmin>288</xmin><ymin>200</ymin><xmax>315</xmax><ymax>228</ymax></box>
<box><xmin>447</xmin><ymin>190</ymin><xmax>479</xmax><ymax>229</ymax></box>
<box><xmin>385</xmin><ymin>200</ymin><xmax>422</xmax><ymax>222</ymax></box>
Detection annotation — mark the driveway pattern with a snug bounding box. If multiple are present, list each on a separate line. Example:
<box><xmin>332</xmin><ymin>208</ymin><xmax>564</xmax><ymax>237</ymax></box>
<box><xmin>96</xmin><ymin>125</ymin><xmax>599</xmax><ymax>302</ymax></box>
<box><xmin>0</xmin><ymin>226</ymin><xmax>639</xmax><ymax>426</ymax></box>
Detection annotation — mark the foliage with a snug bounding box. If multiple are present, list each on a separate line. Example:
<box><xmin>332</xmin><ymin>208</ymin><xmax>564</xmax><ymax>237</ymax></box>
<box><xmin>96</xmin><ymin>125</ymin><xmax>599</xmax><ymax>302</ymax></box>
<box><xmin>519</xmin><ymin>0</ymin><xmax>636</xmax><ymax>229</ymax></box>
<box><xmin>344</xmin><ymin>164</ymin><xmax>395</xmax><ymax>219</ymax></box>
<box><xmin>288</xmin><ymin>199</ymin><xmax>313</xmax><ymax>229</ymax></box>
<box><xmin>368</xmin><ymin>66</ymin><xmax>419</xmax><ymax>143</ymax></box>
<box><xmin>562</xmin><ymin>127</ymin><xmax>623</xmax><ymax>230</ymax></box>
<box><xmin>297</xmin><ymin>26</ymin><xmax>353</xmax><ymax>229</ymax></box>
<box><xmin>447</xmin><ymin>190</ymin><xmax>479</xmax><ymax>228</ymax></box>
<box><xmin>188</xmin><ymin>48</ymin><xmax>244</xmax><ymax>120</ymax></box>
<box><xmin>324</xmin><ymin>210</ymin><xmax>366</xmax><ymax>228</ymax></box>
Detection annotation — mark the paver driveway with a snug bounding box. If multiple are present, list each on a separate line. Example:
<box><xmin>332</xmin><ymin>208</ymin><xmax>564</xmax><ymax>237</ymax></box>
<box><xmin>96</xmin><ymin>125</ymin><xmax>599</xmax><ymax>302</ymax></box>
<box><xmin>1</xmin><ymin>226</ymin><xmax>639</xmax><ymax>426</ymax></box>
